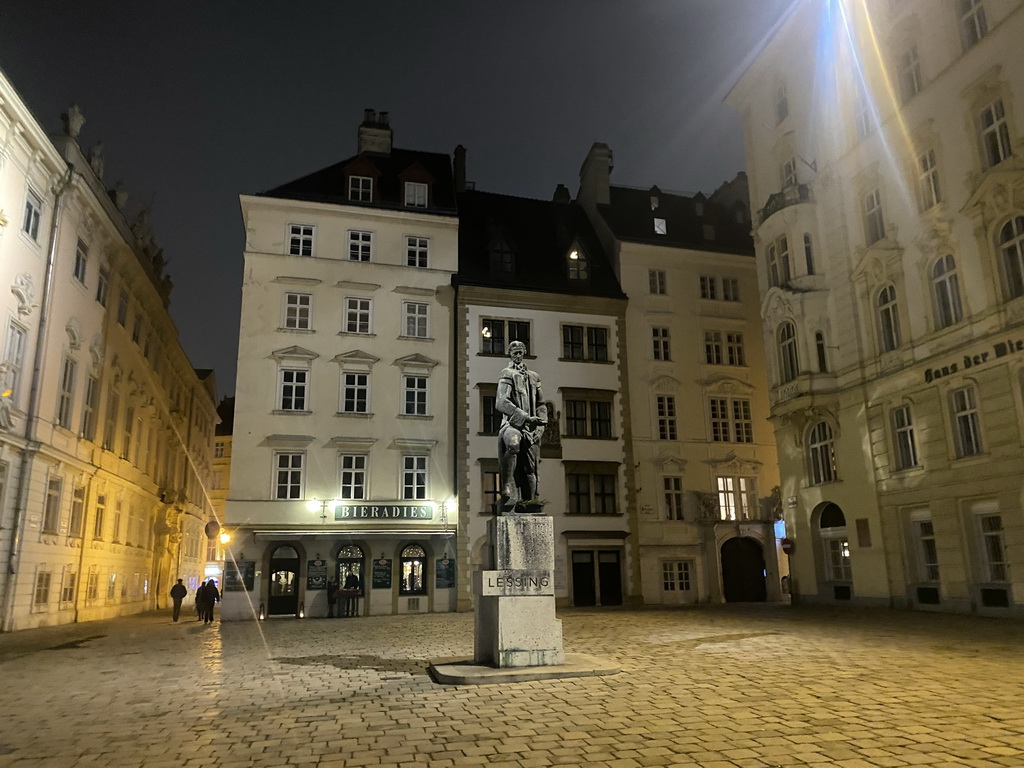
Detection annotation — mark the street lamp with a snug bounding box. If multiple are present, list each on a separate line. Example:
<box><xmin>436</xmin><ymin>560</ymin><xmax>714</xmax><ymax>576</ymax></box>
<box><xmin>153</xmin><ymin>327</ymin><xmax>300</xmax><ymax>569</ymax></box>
<box><xmin>306</xmin><ymin>498</ymin><xmax>339</xmax><ymax>524</ymax></box>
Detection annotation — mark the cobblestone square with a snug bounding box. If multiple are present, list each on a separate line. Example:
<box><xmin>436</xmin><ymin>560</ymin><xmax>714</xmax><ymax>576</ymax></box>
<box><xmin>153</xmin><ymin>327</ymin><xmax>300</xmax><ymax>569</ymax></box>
<box><xmin>0</xmin><ymin>605</ymin><xmax>1021</xmax><ymax>767</ymax></box>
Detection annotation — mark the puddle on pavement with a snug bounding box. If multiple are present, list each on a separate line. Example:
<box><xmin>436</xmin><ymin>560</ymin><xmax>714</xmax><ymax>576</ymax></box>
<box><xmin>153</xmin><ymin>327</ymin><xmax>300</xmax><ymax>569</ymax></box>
<box><xmin>44</xmin><ymin>634</ymin><xmax>106</xmax><ymax>651</ymax></box>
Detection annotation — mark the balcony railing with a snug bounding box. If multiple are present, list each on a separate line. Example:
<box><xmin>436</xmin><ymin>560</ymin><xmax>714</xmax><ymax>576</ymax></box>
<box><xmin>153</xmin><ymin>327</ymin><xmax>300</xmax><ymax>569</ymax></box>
<box><xmin>759</xmin><ymin>184</ymin><xmax>812</xmax><ymax>225</ymax></box>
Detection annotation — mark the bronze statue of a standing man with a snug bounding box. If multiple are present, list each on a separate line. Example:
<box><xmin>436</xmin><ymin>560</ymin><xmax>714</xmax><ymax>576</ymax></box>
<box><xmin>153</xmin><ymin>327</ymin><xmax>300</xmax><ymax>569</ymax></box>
<box><xmin>496</xmin><ymin>340</ymin><xmax>547</xmax><ymax>513</ymax></box>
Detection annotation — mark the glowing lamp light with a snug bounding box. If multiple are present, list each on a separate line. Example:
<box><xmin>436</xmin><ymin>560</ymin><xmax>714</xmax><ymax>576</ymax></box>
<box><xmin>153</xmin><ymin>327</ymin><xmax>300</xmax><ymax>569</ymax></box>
<box><xmin>481</xmin><ymin>327</ymin><xmax>492</xmax><ymax>338</ymax></box>
<box><xmin>569</xmin><ymin>250</ymin><xmax>579</xmax><ymax>260</ymax></box>
<box><xmin>219</xmin><ymin>532</ymin><xmax>231</xmax><ymax>544</ymax></box>
<box><xmin>306</xmin><ymin>500</ymin><xmax>321</xmax><ymax>512</ymax></box>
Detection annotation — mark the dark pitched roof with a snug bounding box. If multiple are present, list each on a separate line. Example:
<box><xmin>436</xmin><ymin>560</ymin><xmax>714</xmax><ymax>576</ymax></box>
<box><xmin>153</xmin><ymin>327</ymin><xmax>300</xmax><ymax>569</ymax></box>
<box><xmin>256</xmin><ymin>148</ymin><xmax>457</xmax><ymax>214</ymax></box>
<box><xmin>457</xmin><ymin>190</ymin><xmax>625</xmax><ymax>299</ymax></box>
<box><xmin>599</xmin><ymin>186</ymin><xmax>753</xmax><ymax>256</ymax></box>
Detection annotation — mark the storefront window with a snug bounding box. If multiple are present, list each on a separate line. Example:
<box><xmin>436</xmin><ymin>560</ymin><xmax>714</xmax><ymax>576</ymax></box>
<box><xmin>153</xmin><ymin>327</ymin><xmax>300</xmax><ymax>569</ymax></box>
<box><xmin>399</xmin><ymin>544</ymin><xmax>427</xmax><ymax>595</ymax></box>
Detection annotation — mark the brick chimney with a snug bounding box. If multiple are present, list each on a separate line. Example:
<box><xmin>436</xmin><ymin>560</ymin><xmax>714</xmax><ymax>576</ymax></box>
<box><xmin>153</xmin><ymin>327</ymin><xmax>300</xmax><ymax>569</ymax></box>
<box><xmin>577</xmin><ymin>143</ymin><xmax>613</xmax><ymax>208</ymax></box>
<box><xmin>357</xmin><ymin>108</ymin><xmax>393</xmax><ymax>154</ymax></box>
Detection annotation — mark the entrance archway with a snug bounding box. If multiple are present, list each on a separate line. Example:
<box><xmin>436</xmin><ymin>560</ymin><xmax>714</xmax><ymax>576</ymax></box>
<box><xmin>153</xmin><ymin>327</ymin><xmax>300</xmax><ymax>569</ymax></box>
<box><xmin>817</xmin><ymin>502</ymin><xmax>852</xmax><ymax>600</ymax></box>
<box><xmin>268</xmin><ymin>545</ymin><xmax>300</xmax><ymax>616</ymax></box>
<box><xmin>721</xmin><ymin>537</ymin><xmax>767</xmax><ymax>602</ymax></box>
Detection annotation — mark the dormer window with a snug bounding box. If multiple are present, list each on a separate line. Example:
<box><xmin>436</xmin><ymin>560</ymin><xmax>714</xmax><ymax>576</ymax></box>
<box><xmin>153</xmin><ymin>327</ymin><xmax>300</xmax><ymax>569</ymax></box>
<box><xmin>654</xmin><ymin>218</ymin><xmax>667</xmax><ymax>235</ymax></box>
<box><xmin>568</xmin><ymin>247</ymin><xmax>589</xmax><ymax>280</ymax></box>
<box><xmin>404</xmin><ymin>182</ymin><xmax>428</xmax><ymax>208</ymax></box>
<box><xmin>349</xmin><ymin>176</ymin><xmax>373</xmax><ymax>202</ymax></box>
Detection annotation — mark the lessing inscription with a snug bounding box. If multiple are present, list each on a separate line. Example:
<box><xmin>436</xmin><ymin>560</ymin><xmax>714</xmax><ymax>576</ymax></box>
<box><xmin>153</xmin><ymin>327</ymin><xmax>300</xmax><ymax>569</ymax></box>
<box><xmin>480</xmin><ymin>569</ymin><xmax>554</xmax><ymax>596</ymax></box>
<box><xmin>334</xmin><ymin>504</ymin><xmax>434</xmax><ymax>520</ymax></box>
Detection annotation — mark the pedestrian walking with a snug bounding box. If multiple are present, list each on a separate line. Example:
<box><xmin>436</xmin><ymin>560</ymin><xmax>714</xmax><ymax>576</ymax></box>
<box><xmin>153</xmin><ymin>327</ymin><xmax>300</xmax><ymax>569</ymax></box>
<box><xmin>201</xmin><ymin>579</ymin><xmax>220</xmax><ymax>624</ymax></box>
<box><xmin>169</xmin><ymin>579</ymin><xmax>187</xmax><ymax>622</ymax></box>
<box><xmin>195</xmin><ymin>580</ymin><xmax>206</xmax><ymax>621</ymax></box>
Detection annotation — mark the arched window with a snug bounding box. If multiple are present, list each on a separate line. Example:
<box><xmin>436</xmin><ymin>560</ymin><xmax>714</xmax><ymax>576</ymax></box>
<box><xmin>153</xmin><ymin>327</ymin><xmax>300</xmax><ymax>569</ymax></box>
<box><xmin>877</xmin><ymin>284</ymin><xmax>902</xmax><ymax>352</ymax></box>
<box><xmin>778</xmin><ymin>322</ymin><xmax>799</xmax><ymax>383</ymax></box>
<box><xmin>932</xmin><ymin>254</ymin><xmax>963</xmax><ymax>329</ymax></box>
<box><xmin>1000</xmin><ymin>216</ymin><xmax>1024</xmax><ymax>299</ymax></box>
<box><xmin>399</xmin><ymin>543</ymin><xmax>427</xmax><ymax>595</ymax></box>
<box><xmin>815</xmin><ymin>332</ymin><xmax>828</xmax><ymax>372</ymax></box>
<box><xmin>808</xmin><ymin>422</ymin><xmax>836</xmax><ymax>485</ymax></box>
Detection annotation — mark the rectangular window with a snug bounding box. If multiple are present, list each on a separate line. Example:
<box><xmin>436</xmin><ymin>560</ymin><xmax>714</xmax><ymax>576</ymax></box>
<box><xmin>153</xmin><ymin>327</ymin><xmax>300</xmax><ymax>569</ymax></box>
<box><xmin>960</xmin><ymin>0</ymin><xmax>988</xmax><ymax>50</ymax></box>
<box><xmin>96</xmin><ymin>267</ymin><xmax>109</xmax><ymax>306</ymax></box>
<box><xmin>289</xmin><ymin>224</ymin><xmax>314</xmax><ymax>257</ymax></box>
<box><xmin>563</xmin><ymin>325</ymin><xmax>584</xmax><ymax>360</ymax></box>
<box><xmin>404</xmin><ymin>302</ymin><xmax>429</xmax><ymax>338</ymax></box>
<box><xmin>560</xmin><ymin>325</ymin><xmax>608</xmax><ymax>361</ymax></box>
<box><xmin>69</xmin><ymin>485</ymin><xmax>85</xmax><ymax>538</ymax></box>
<box><xmin>657</xmin><ymin>395</ymin><xmax>677</xmax><ymax>440</ymax></box>
<box><xmin>893</xmin><ymin>405</ymin><xmax>918</xmax><ymax>469</ymax></box>
<box><xmin>274</xmin><ymin>453</ymin><xmax>304</xmax><ymax>499</ymax></box>
<box><xmin>564</xmin><ymin>398</ymin><xmax>612</xmax><ymax>438</ymax></box>
<box><xmin>827</xmin><ymin>538</ymin><xmax>853</xmax><ymax>581</ymax></box>
<box><xmin>981</xmin><ymin>100</ymin><xmax>1012</xmax><ymax>168</ymax></box>
<box><xmin>23</xmin><ymin>189</ymin><xmax>43</xmax><ymax>241</ymax></box>
<box><xmin>898</xmin><ymin>45</ymin><xmax>921</xmax><ymax>102</ymax></box>
<box><xmin>664</xmin><ymin>476</ymin><xmax>684</xmax><ymax>521</ymax></box>
<box><xmin>341</xmin><ymin>373</ymin><xmax>369</xmax><ymax>413</ymax></box>
<box><xmin>649</xmin><ymin>269</ymin><xmax>667</xmax><ymax>294</ymax></box>
<box><xmin>726</xmin><ymin>333</ymin><xmax>745</xmax><ymax>366</ymax></box>
<box><xmin>652</xmin><ymin>327</ymin><xmax>671</xmax><ymax>361</ymax></box>
<box><xmin>951</xmin><ymin>385</ymin><xmax>982</xmax><ymax>458</ymax></box>
<box><xmin>775</xmin><ymin>84</ymin><xmax>789</xmax><ymax>124</ymax></box>
<box><xmin>344</xmin><ymin>297</ymin><xmax>372</xmax><ymax>334</ymax></box>
<box><xmin>722</xmin><ymin>278</ymin><xmax>740</xmax><ymax>302</ymax></box>
<box><xmin>565</xmin><ymin>400</ymin><xmax>588</xmax><ymax>438</ymax></box>
<box><xmin>704</xmin><ymin>331</ymin><xmax>723</xmax><ymax>365</ymax></box>
<box><xmin>587</xmin><ymin>327</ymin><xmax>608</xmax><ymax>362</ymax></box>
<box><xmin>214</xmin><ymin>441</ymin><xmax>225</xmax><ymax>459</ymax></box>
<box><xmin>86</xmin><ymin>567</ymin><xmax>99</xmax><ymax>602</ymax></box>
<box><xmin>349</xmin><ymin>175</ymin><xmax>372</xmax><ymax>202</ymax></box>
<box><xmin>81</xmin><ymin>376</ymin><xmax>99</xmax><ymax>440</ymax></box>
<box><xmin>662</xmin><ymin>561</ymin><xmax>692</xmax><ymax>591</ymax></box>
<box><xmin>917</xmin><ymin>149</ymin><xmax>942</xmax><ymax>210</ymax></box>
<box><xmin>34</xmin><ymin>570</ymin><xmax>51</xmax><ymax>607</ymax></box>
<box><xmin>279</xmin><ymin>369</ymin><xmax>308</xmax><ymax>411</ymax></box>
<box><xmin>284</xmin><ymin>293</ymin><xmax>312</xmax><ymax>330</ymax></box>
<box><xmin>566</xmin><ymin>470</ymin><xmax>617</xmax><ymax>515</ymax></box>
<box><xmin>482</xmin><ymin>468</ymin><xmax>500</xmax><ymax>513</ymax></box>
<box><xmin>699</xmin><ymin>275</ymin><xmax>717</xmax><ymax>300</ymax></box>
<box><xmin>979</xmin><ymin>514</ymin><xmax>1007</xmax><ymax>581</ymax></box>
<box><xmin>864</xmin><ymin>188</ymin><xmax>885</xmax><ymax>245</ymax></box>
<box><xmin>3</xmin><ymin>321</ymin><xmax>27</xmax><ymax>402</ymax></box>
<box><xmin>481</xmin><ymin>318</ymin><xmax>529</xmax><ymax>355</ymax></box>
<box><xmin>781</xmin><ymin>157</ymin><xmax>798</xmax><ymax>188</ymax></box>
<box><xmin>402</xmin><ymin>455</ymin><xmax>427</xmax><ymax>499</ymax></box>
<box><xmin>717</xmin><ymin>476</ymin><xmax>758</xmax><ymax>521</ymax></box>
<box><xmin>481</xmin><ymin>393</ymin><xmax>501</xmax><ymax>435</ymax></box>
<box><xmin>117</xmin><ymin>290</ymin><xmax>129</xmax><ymax>326</ymax></box>
<box><xmin>348</xmin><ymin>230</ymin><xmax>372</xmax><ymax>261</ymax></box>
<box><xmin>404</xmin><ymin>182</ymin><xmax>428</xmax><ymax>207</ymax></box>
<box><xmin>709</xmin><ymin>397</ymin><xmax>752</xmax><ymax>443</ymax></box>
<box><xmin>407</xmin><ymin>236</ymin><xmax>429</xmax><ymax>268</ymax></box>
<box><xmin>112</xmin><ymin>500</ymin><xmax>122</xmax><ymax>542</ymax></box>
<box><xmin>56</xmin><ymin>356</ymin><xmax>77</xmax><ymax>429</ymax></box>
<box><xmin>107</xmin><ymin>572</ymin><xmax>117</xmax><ymax>600</ymax></box>
<box><xmin>914</xmin><ymin>519</ymin><xmax>939</xmax><ymax>581</ymax></box>
<box><xmin>74</xmin><ymin>238</ymin><xmax>88</xmax><ymax>283</ymax></box>
<box><xmin>43</xmin><ymin>476</ymin><xmax>62</xmax><ymax>534</ymax></box>
<box><xmin>403</xmin><ymin>376</ymin><xmax>428</xmax><ymax>416</ymax></box>
<box><xmin>854</xmin><ymin>84</ymin><xmax>872</xmax><ymax>141</ymax></box>
<box><xmin>340</xmin><ymin>454</ymin><xmax>367</xmax><ymax>500</ymax></box>
<box><xmin>121</xmin><ymin>406</ymin><xmax>134</xmax><ymax>461</ymax></box>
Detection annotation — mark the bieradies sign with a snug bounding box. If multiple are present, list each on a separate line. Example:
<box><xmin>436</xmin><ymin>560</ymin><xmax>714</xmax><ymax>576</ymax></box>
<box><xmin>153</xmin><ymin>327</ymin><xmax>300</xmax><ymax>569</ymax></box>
<box><xmin>333</xmin><ymin>504</ymin><xmax>434</xmax><ymax>521</ymax></box>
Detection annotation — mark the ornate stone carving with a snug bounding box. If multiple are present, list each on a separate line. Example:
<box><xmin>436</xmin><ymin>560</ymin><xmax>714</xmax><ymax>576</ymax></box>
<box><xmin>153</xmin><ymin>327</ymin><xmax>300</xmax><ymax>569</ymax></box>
<box><xmin>704</xmin><ymin>450</ymin><xmax>763</xmax><ymax>474</ymax></box>
<box><xmin>88</xmin><ymin>142</ymin><xmax>104</xmax><ymax>179</ymax></box>
<box><xmin>11</xmin><ymin>274</ymin><xmax>37</xmax><ymax>316</ymax></box>
<box><xmin>66</xmin><ymin>318</ymin><xmax>82</xmax><ymax>350</ymax></box>
<box><xmin>61</xmin><ymin>104</ymin><xmax>86</xmax><ymax>138</ymax></box>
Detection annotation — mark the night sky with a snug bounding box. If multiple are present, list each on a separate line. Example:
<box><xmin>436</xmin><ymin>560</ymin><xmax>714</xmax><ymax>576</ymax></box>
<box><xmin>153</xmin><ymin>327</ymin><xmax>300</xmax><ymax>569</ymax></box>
<box><xmin>1</xmin><ymin>1</ymin><xmax>793</xmax><ymax>399</ymax></box>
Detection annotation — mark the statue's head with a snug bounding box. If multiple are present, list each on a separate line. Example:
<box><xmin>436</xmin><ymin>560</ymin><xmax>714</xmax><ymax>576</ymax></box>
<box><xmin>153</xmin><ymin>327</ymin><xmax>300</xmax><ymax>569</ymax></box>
<box><xmin>507</xmin><ymin>340</ymin><xmax>527</xmax><ymax>363</ymax></box>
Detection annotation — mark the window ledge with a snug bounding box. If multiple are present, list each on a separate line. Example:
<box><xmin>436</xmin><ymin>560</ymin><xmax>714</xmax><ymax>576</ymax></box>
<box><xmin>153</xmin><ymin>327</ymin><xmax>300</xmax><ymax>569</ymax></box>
<box><xmin>272</xmin><ymin>410</ymin><xmax>313</xmax><ymax>416</ymax></box>
<box><xmin>891</xmin><ymin>465</ymin><xmax>925</xmax><ymax>476</ymax></box>
<box><xmin>335</xmin><ymin>411</ymin><xmax>374</xmax><ymax>419</ymax></box>
<box><xmin>397</xmin><ymin>414</ymin><xmax>433</xmax><ymax>421</ymax></box>
<box><xmin>277</xmin><ymin>327</ymin><xmax>315</xmax><ymax>334</ymax></box>
<box><xmin>337</xmin><ymin>332</ymin><xmax>377</xmax><ymax>338</ymax></box>
<box><xmin>950</xmin><ymin>452</ymin><xmax>989</xmax><ymax>468</ymax></box>
<box><xmin>398</xmin><ymin>335</ymin><xmax>434</xmax><ymax>342</ymax></box>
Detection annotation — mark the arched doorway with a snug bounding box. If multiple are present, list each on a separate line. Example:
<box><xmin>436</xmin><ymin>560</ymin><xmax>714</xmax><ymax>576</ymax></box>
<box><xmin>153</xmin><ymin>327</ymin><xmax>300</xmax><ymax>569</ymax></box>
<box><xmin>336</xmin><ymin>545</ymin><xmax>365</xmax><ymax>617</ymax></box>
<box><xmin>721</xmin><ymin>537</ymin><xmax>767</xmax><ymax>602</ymax></box>
<box><xmin>399</xmin><ymin>544</ymin><xmax>427</xmax><ymax>596</ymax></box>
<box><xmin>818</xmin><ymin>502</ymin><xmax>852</xmax><ymax>600</ymax></box>
<box><xmin>268</xmin><ymin>545</ymin><xmax>300</xmax><ymax>616</ymax></box>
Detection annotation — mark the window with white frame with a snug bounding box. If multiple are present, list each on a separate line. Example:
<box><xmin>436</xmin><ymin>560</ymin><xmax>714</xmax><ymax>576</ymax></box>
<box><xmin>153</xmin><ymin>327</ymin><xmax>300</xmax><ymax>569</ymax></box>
<box><xmin>112</xmin><ymin>500</ymin><xmax>123</xmax><ymax>542</ymax></box>
<box><xmin>778</xmin><ymin>322</ymin><xmax>799</xmax><ymax>382</ymax></box>
<box><xmin>767</xmin><ymin>235</ymin><xmax>791</xmax><ymax>286</ymax></box>
<box><xmin>726</xmin><ymin>332</ymin><xmax>745</xmax><ymax>366</ymax></box>
<box><xmin>349</xmin><ymin>175</ymin><xmax>373</xmax><ymax>202</ymax></box>
<box><xmin>81</xmin><ymin>376</ymin><xmax>99</xmax><ymax>441</ymax></box>
<box><xmin>344</xmin><ymin>297</ymin><xmax>372</xmax><ymax>334</ymax></box>
<box><xmin>959</xmin><ymin>0</ymin><xmax>988</xmax><ymax>50</ymax></box>
<box><xmin>348</xmin><ymin>230</ymin><xmax>372</xmax><ymax>262</ymax></box>
<box><xmin>402</xmin><ymin>455</ymin><xmax>427</xmax><ymax>499</ymax></box>
<box><xmin>932</xmin><ymin>254</ymin><xmax>963</xmax><ymax>329</ymax></box>
<box><xmin>341</xmin><ymin>372</ymin><xmax>369</xmax><ymax>414</ymax></box>
<box><xmin>913</xmin><ymin>518</ymin><xmax>939</xmax><ymax>581</ymax></box>
<box><xmin>404</xmin><ymin>181</ymin><xmax>428</xmax><ymax>207</ymax></box>
<box><xmin>808</xmin><ymin>421</ymin><xmax>837</xmax><ymax>484</ymax></box>
<box><xmin>283</xmin><ymin>293</ymin><xmax>312</xmax><ymax>330</ymax></box>
<box><xmin>662</xmin><ymin>560</ymin><xmax>692</xmax><ymax>592</ymax></box>
<box><xmin>214</xmin><ymin>441</ymin><xmax>225</xmax><ymax>459</ymax></box>
<box><xmin>69</xmin><ymin>484</ymin><xmax>85</xmax><ymax>538</ymax></box>
<box><xmin>3</xmin><ymin>320</ymin><xmax>28</xmax><ymax>403</ymax></box>
<box><xmin>877</xmin><ymin>284</ymin><xmax>902</xmax><ymax>353</ymax></box>
<box><xmin>43</xmin><ymin>476</ymin><xmax>62</xmax><ymax>534</ymax></box>
<box><xmin>664</xmin><ymin>476</ymin><xmax>684</xmax><ymax>520</ymax></box>
<box><xmin>288</xmin><ymin>224</ymin><xmax>314</xmax><ymax>257</ymax></box>
<box><xmin>775</xmin><ymin>83</ymin><xmax>789</xmax><ymax>124</ymax></box>
<box><xmin>917</xmin><ymin>149</ymin><xmax>941</xmax><ymax>210</ymax></box>
<box><xmin>864</xmin><ymin>188</ymin><xmax>885</xmax><ymax>245</ymax></box>
<box><xmin>781</xmin><ymin>157</ymin><xmax>798</xmax><ymax>188</ymax></box>
<box><xmin>826</xmin><ymin>537</ymin><xmax>853</xmax><ymax>581</ymax></box>
<box><xmin>33</xmin><ymin>570</ymin><xmax>51</xmax><ymax>608</ymax></box>
<box><xmin>709</xmin><ymin>398</ymin><xmax>753</xmax><ymax>443</ymax></box>
<box><xmin>951</xmin><ymin>385</ymin><xmax>982</xmax><ymax>458</ymax></box>
<box><xmin>654</xmin><ymin>217</ymin><xmax>667</xmax><ymax>235</ymax></box>
<box><xmin>722</xmin><ymin>277</ymin><xmax>740</xmax><ymax>301</ymax></box>
<box><xmin>892</xmin><ymin>404</ymin><xmax>918</xmax><ymax>470</ymax></box>
<box><xmin>74</xmin><ymin>238</ymin><xmax>88</xmax><ymax>284</ymax></box>
<box><xmin>898</xmin><ymin>45</ymin><xmax>921</xmax><ymax>102</ymax></box>
<box><xmin>96</xmin><ymin>267</ymin><xmax>109</xmax><ymax>306</ymax></box>
<box><xmin>1000</xmin><ymin>216</ymin><xmax>1024</xmax><ymax>299</ymax></box>
<box><xmin>980</xmin><ymin>99</ymin><xmax>1012</xmax><ymax>168</ymax></box>
<box><xmin>978</xmin><ymin>513</ymin><xmax>1007</xmax><ymax>581</ymax></box>
<box><xmin>339</xmin><ymin>454</ymin><xmax>367</xmax><ymax>500</ymax></box>
<box><xmin>407</xmin><ymin>236</ymin><xmax>429</xmax><ymax>268</ymax></box>
<box><xmin>86</xmin><ymin>566</ymin><xmax>99</xmax><ymax>602</ymax></box>
<box><xmin>716</xmin><ymin>476</ymin><xmax>758</xmax><ymax>521</ymax></box>
<box><xmin>278</xmin><ymin>368</ymin><xmax>309</xmax><ymax>411</ymax></box>
<box><xmin>652</xmin><ymin>327</ymin><xmax>671</xmax><ymax>361</ymax></box>
<box><xmin>657</xmin><ymin>395</ymin><xmax>677</xmax><ymax>440</ymax></box>
<box><xmin>273</xmin><ymin>452</ymin><xmax>304</xmax><ymax>499</ymax></box>
<box><xmin>403</xmin><ymin>302</ymin><xmax>429</xmax><ymax>338</ymax></box>
<box><xmin>704</xmin><ymin>331</ymin><xmax>723</xmax><ymax>365</ymax></box>
<box><xmin>561</xmin><ymin>325</ymin><xmax>608</xmax><ymax>362</ymax></box>
<box><xmin>649</xmin><ymin>269</ymin><xmax>667</xmax><ymax>295</ymax></box>
<box><xmin>56</xmin><ymin>356</ymin><xmax>77</xmax><ymax>429</ymax></box>
<box><xmin>403</xmin><ymin>375</ymin><xmax>428</xmax><ymax>416</ymax></box>
<box><xmin>23</xmin><ymin>189</ymin><xmax>43</xmax><ymax>241</ymax></box>
<box><xmin>699</xmin><ymin>275</ymin><xmax>717</xmax><ymax>300</ymax></box>
<box><xmin>481</xmin><ymin>318</ymin><xmax>529</xmax><ymax>355</ymax></box>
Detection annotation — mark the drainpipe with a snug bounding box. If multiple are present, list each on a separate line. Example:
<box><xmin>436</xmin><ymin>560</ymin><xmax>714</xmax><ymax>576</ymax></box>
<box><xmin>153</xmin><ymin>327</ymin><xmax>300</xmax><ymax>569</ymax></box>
<box><xmin>2</xmin><ymin>162</ymin><xmax>75</xmax><ymax>631</ymax></box>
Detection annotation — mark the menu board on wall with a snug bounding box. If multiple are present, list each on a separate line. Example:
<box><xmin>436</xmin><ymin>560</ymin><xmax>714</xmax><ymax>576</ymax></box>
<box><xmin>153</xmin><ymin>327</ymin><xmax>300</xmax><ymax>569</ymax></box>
<box><xmin>435</xmin><ymin>558</ymin><xmax>455</xmax><ymax>589</ymax></box>
<box><xmin>371</xmin><ymin>558</ymin><xmax>392</xmax><ymax>589</ymax></box>
<box><xmin>306</xmin><ymin>559</ymin><xmax>328</xmax><ymax>590</ymax></box>
<box><xmin>223</xmin><ymin>561</ymin><xmax>255</xmax><ymax>592</ymax></box>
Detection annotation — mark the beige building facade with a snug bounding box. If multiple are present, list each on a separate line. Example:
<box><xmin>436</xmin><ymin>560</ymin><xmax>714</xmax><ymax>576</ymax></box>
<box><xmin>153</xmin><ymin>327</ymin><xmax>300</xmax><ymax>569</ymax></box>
<box><xmin>728</xmin><ymin>0</ymin><xmax>1024</xmax><ymax>614</ymax></box>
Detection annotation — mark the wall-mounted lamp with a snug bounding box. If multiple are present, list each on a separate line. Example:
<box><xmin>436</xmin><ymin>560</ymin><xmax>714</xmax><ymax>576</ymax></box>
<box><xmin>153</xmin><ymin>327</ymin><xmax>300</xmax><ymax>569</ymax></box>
<box><xmin>306</xmin><ymin>498</ymin><xmax>339</xmax><ymax>524</ymax></box>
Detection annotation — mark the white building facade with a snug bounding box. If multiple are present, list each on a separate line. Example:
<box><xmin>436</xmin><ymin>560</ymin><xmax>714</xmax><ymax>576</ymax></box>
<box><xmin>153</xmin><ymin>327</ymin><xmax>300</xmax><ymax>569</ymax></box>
<box><xmin>225</xmin><ymin>112</ymin><xmax>460</xmax><ymax>619</ymax></box>
<box><xmin>728</xmin><ymin>0</ymin><xmax>1024</xmax><ymax>614</ymax></box>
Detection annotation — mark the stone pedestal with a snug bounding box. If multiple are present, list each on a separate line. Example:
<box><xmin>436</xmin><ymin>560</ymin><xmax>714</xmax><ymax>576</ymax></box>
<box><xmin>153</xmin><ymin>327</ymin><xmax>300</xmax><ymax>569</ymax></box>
<box><xmin>474</xmin><ymin>515</ymin><xmax>564</xmax><ymax>668</ymax></box>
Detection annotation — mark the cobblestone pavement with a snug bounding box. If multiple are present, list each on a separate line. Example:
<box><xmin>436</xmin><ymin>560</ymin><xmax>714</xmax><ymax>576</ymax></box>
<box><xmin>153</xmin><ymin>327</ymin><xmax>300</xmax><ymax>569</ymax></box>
<box><xmin>0</xmin><ymin>604</ymin><xmax>1022</xmax><ymax>768</ymax></box>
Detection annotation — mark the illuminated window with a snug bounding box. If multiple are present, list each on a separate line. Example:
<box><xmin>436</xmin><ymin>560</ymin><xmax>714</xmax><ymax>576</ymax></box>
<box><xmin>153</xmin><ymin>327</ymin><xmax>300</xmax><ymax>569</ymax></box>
<box><xmin>716</xmin><ymin>476</ymin><xmax>758</xmax><ymax>521</ymax></box>
<box><xmin>567</xmin><ymin>248</ymin><xmax>588</xmax><ymax>280</ymax></box>
<box><xmin>481</xmin><ymin>318</ymin><xmax>529</xmax><ymax>355</ymax></box>
<box><xmin>399</xmin><ymin>544</ymin><xmax>427</xmax><ymax>594</ymax></box>
<box><xmin>654</xmin><ymin>217</ymin><xmax>667</xmax><ymax>235</ymax></box>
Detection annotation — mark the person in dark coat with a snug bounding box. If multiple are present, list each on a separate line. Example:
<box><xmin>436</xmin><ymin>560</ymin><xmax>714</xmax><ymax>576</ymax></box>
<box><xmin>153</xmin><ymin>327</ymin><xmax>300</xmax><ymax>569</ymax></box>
<box><xmin>343</xmin><ymin>572</ymin><xmax>361</xmax><ymax>617</ymax></box>
<box><xmin>326</xmin><ymin>579</ymin><xmax>338</xmax><ymax>618</ymax></box>
<box><xmin>201</xmin><ymin>579</ymin><xmax>220</xmax><ymax>624</ymax></box>
<box><xmin>169</xmin><ymin>579</ymin><xmax>187</xmax><ymax>622</ymax></box>
<box><xmin>195</xmin><ymin>580</ymin><xmax>206</xmax><ymax>621</ymax></box>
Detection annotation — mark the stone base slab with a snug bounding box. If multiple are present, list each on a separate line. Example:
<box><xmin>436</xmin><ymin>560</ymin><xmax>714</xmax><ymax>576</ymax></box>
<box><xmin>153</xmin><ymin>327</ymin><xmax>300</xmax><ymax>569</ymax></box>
<box><xmin>428</xmin><ymin>653</ymin><xmax>620</xmax><ymax>685</ymax></box>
